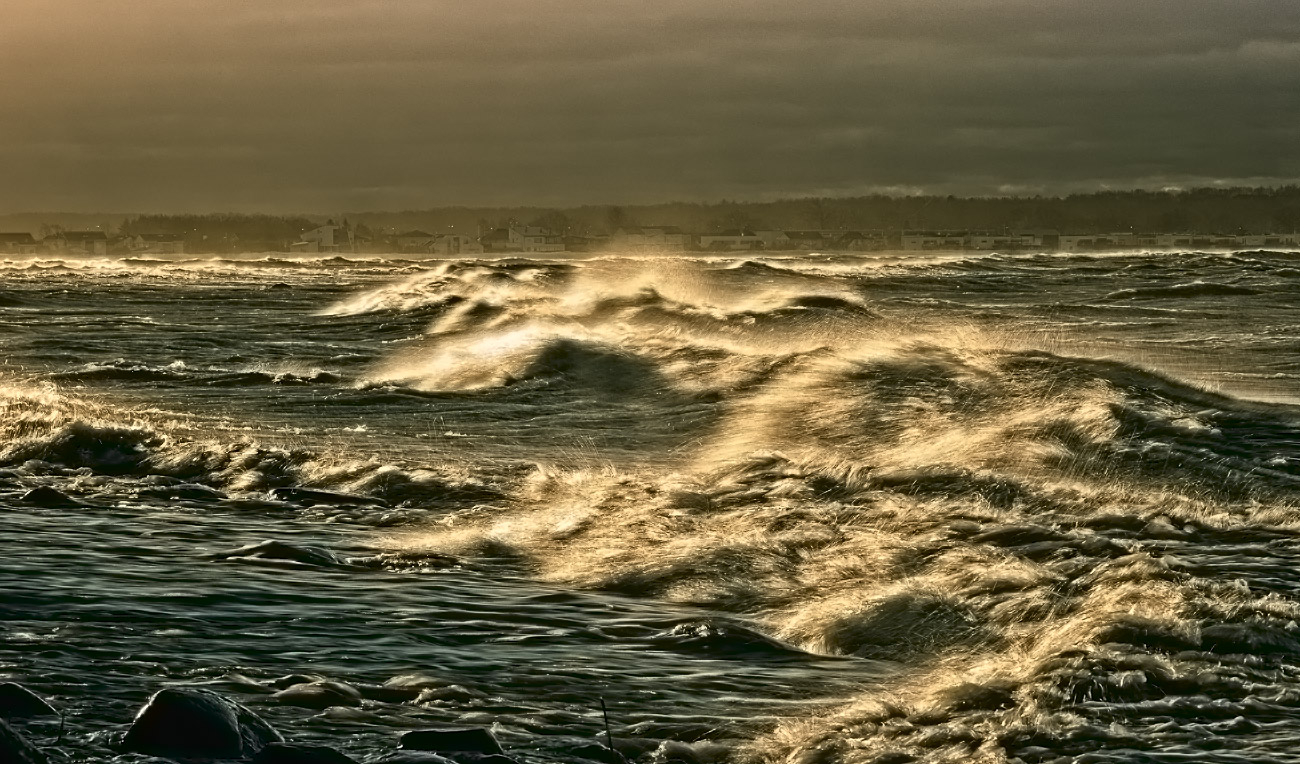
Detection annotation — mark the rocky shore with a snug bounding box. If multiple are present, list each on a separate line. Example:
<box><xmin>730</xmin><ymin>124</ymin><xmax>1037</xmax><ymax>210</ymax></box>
<box><xmin>0</xmin><ymin>682</ymin><xmax>640</xmax><ymax>764</ymax></box>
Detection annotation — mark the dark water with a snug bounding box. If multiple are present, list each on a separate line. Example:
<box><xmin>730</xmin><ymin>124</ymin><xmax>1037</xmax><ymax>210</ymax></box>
<box><xmin>4</xmin><ymin>250</ymin><xmax>1300</xmax><ymax>763</ymax></box>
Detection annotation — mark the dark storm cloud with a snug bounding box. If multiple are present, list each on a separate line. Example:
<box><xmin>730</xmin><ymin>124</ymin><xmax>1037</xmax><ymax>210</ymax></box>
<box><xmin>2</xmin><ymin>0</ymin><xmax>1299</xmax><ymax>211</ymax></box>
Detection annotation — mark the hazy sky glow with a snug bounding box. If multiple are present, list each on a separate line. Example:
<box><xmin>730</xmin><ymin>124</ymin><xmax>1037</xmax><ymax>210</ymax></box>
<box><xmin>3</xmin><ymin>0</ymin><xmax>1299</xmax><ymax>211</ymax></box>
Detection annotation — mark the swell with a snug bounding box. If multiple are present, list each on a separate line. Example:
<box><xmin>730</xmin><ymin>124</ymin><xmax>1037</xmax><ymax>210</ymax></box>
<box><xmin>48</xmin><ymin>359</ymin><xmax>345</xmax><ymax>387</ymax></box>
<box><xmin>1104</xmin><ymin>281</ymin><xmax>1263</xmax><ymax>300</ymax></box>
<box><xmin>0</xmin><ymin>381</ymin><xmax>500</xmax><ymax>509</ymax></box>
<box><xmin>381</xmin><ymin>332</ymin><xmax>1300</xmax><ymax>763</ymax></box>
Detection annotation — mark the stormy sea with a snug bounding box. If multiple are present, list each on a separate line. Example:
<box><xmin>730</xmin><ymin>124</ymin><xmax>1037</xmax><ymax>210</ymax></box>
<box><xmin>5</xmin><ymin>249</ymin><xmax>1300</xmax><ymax>764</ymax></box>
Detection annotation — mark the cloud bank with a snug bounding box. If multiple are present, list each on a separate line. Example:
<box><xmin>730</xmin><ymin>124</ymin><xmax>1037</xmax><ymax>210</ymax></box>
<box><xmin>2</xmin><ymin>0</ymin><xmax>1298</xmax><ymax>211</ymax></box>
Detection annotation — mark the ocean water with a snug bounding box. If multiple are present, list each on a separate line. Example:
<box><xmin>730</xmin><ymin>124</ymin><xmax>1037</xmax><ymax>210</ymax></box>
<box><xmin>3</xmin><ymin>250</ymin><xmax>1300</xmax><ymax>763</ymax></box>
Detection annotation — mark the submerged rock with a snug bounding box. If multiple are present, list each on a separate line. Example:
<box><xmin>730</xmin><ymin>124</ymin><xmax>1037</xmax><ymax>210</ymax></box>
<box><xmin>210</xmin><ymin>540</ymin><xmax>354</xmax><ymax>570</ymax></box>
<box><xmin>0</xmin><ymin>683</ymin><xmax>57</xmax><ymax>719</ymax></box>
<box><xmin>19</xmin><ymin>487</ymin><xmax>82</xmax><ymax>508</ymax></box>
<box><xmin>0</xmin><ymin>719</ymin><xmax>46</xmax><ymax>764</ymax></box>
<box><xmin>121</xmin><ymin>687</ymin><xmax>282</xmax><ymax>759</ymax></box>
<box><xmin>252</xmin><ymin>742</ymin><xmax>360</xmax><ymax>764</ymax></box>
<box><xmin>271</xmin><ymin>681</ymin><xmax>363</xmax><ymax>709</ymax></box>
<box><xmin>400</xmin><ymin>727</ymin><xmax>505</xmax><ymax>756</ymax></box>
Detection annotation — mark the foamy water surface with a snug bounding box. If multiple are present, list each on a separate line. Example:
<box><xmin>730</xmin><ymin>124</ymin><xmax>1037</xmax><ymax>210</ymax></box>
<box><xmin>4</xmin><ymin>249</ymin><xmax>1300</xmax><ymax>763</ymax></box>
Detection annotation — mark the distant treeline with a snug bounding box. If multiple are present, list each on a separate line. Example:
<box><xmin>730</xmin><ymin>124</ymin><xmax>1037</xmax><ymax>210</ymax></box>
<box><xmin>350</xmin><ymin>186</ymin><xmax>1300</xmax><ymax>236</ymax></box>
<box><xmin>6</xmin><ymin>187</ymin><xmax>1300</xmax><ymax>247</ymax></box>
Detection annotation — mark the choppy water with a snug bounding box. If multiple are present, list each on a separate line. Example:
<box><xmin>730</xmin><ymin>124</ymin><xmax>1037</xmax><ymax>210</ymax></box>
<box><xmin>4</xmin><ymin>250</ymin><xmax>1300</xmax><ymax>763</ymax></box>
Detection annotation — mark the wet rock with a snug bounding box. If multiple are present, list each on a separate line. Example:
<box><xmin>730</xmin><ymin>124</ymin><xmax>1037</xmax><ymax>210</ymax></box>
<box><xmin>252</xmin><ymin>742</ymin><xmax>360</xmax><ymax>764</ymax></box>
<box><xmin>0</xmin><ymin>718</ymin><xmax>46</xmax><ymax>764</ymax></box>
<box><xmin>121</xmin><ymin>687</ymin><xmax>282</xmax><ymax>759</ymax></box>
<box><xmin>20</xmin><ymin>487</ymin><xmax>82</xmax><ymax>508</ymax></box>
<box><xmin>271</xmin><ymin>681</ymin><xmax>363</xmax><ymax>709</ymax></box>
<box><xmin>400</xmin><ymin>728</ymin><xmax>504</xmax><ymax>756</ymax></box>
<box><xmin>0</xmin><ymin>683</ymin><xmax>57</xmax><ymax>719</ymax></box>
<box><xmin>268</xmin><ymin>488</ymin><xmax>387</xmax><ymax>507</ymax></box>
<box><xmin>210</xmin><ymin>540</ymin><xmax>354</xmax><ymax>570</ymax></box>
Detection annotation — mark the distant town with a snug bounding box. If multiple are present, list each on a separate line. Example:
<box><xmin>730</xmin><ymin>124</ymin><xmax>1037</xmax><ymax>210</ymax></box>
<box><xmin>2</xmin><ymin>222</ymin><xmax>1299</xmax><ymax>257</ymax></box>
<box><xmin>3</xmin><ymin>186</ymin><xmax>1300</xmax><ymax>256</ymax></box>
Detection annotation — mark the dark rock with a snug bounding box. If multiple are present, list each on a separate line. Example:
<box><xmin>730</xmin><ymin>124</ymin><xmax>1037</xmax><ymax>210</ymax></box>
<box><xmin>268</xmin><ymin>488</ymin><xmax>387</xmax><ymax>507</ymax></box>
<box><xmin>210</xmin><ymin>541</ymin><xmax>353</xmax><ymax>570</ymax></box>
<box><xmin>271</xmin><ymin>681</ymin><xmax>363</xmax><ymax>709</ymax></box>
<box><xmin>0</xmin><ymin>683</ymin><xmax>58</xmax><ymax>719</ymax></box>
<box><xmin>20</xmin><ymin>487</ymin><xmax>82</xmax><ymax>508</ymax></box>
<box><xmin>121</xmin><ymin>687</ymin><xmax>282</xmax><ymax>759</ymax></box>
<box><xmin>0</xmin><ymin>718</ymin><xmax>46</xmax><ymax>764</ymax></box>
<box><xmin>400</xmin><ymin>728</ymin><xmax>504</xmax><ymax>756</ymax></box>
<box><xmin>267</xmin><ymin>282</ymin><xmax>294</xmax><ymax>291</ymax></box>
<box><xmin>252</xmin><ymin>742</ymin><xmax>360</xmax><ymax>764</ymax></box>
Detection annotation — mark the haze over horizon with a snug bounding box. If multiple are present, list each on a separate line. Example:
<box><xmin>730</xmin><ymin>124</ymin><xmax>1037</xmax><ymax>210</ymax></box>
<box><xmin>4</xmin><ymin>0</ymin><xmax>1299</xmax><ymax>213</ymax></box>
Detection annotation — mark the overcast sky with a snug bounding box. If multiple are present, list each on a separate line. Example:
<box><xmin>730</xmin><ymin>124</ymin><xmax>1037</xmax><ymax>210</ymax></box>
<box><xmin>2</xmin><ymin>0</ymin><xmax>1299</xmax><ymax>211</ymax></box>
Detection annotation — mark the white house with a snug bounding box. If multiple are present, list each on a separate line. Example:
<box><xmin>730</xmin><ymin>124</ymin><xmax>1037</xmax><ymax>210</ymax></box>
<box><xmin>396</xmin><ymin>230</ymin><xmax>438</xmax><ymax>252</ymax></box>
<box><xmin>294</xmin><ymin>221</ymin><xmax>356</xmax><ymax>253</ymax></box>
<box><xmin>49</xmin><ymin>231</ymin><xmax>109</xmax><ymax>255</ymax></box>
<box><xmin>432</xmin><ymin>234</ymin><xmax>483</xmax><ymax>255</ymax></box>
<box><xmin>0</xmin><ymin>233</ymin><xmax>38</xmax><ymax>254</ymax></box>
<box><xmin>482</xmin><ymin>226</ymin><xmax>564</xmax><ymax>253</ymax></box>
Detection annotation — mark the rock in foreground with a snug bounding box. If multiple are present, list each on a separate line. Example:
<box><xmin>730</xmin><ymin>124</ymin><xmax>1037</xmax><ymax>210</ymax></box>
<box><xmin>0</xmin><ymin>683</ymin><xmax>58</xmax><ymax>719</ymax></box>
<box><xmin>0</xmin><ymin>718</ymin><xmax>47</xmax><ymax>764</ymax></box>
<box><xmin>121</xmin><ymin>687</ymin><xmax>282</xmax><ymax>759</ymax></box>
<box><xmin>400</xmin><ymin>727</ymin><xmax>504</xmax><ymax>756</ymax></box>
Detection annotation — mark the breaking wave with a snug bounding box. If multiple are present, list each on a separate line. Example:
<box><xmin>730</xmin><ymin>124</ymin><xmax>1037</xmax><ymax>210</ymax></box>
<box><xmin>0</xmin><ymin>381</ymin><xmax>499</xmax><ymax>508</ymax></box>
<box><xmin>332</xmin><ymin>256</ymin><xmax>1300</xmax><ymax>763</ymax></box>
